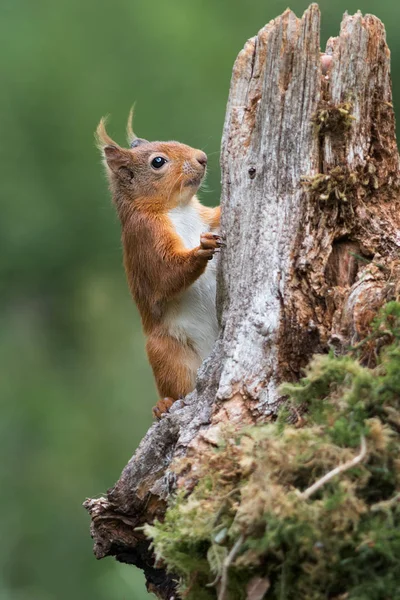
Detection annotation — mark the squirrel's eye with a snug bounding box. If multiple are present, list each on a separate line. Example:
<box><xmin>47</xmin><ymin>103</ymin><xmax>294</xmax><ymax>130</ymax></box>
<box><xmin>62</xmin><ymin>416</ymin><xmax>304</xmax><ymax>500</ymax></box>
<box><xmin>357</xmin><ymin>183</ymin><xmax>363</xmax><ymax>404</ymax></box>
<box><xmin>151</xmin><ymin>156</ymin><xmax>167</xmax><ymax>169</ymax></box>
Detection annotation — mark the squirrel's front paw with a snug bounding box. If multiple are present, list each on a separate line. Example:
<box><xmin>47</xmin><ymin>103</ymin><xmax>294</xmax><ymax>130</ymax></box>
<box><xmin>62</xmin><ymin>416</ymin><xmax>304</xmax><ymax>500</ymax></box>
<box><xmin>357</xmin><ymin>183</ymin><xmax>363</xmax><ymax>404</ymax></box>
<box><xmin>152</xmin><ymin>397</ymin><xmax>175</xmax><ymax>420</ymax></box>
<box><xmin>200</xmin><ymin>232</ymin><xmax>223</xmax><ymax>249</ymax></box>
<box><xmin>196</xmin><ymin>233</ymin><xmax>223</xmax><ymax>259</ymax></box>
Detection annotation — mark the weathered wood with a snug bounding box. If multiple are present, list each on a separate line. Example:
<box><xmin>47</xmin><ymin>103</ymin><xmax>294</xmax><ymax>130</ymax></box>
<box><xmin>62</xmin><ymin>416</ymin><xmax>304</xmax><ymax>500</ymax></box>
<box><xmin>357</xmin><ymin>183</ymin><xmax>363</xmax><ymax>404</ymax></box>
<box><xmin>85</xmin><ymin>6</ymin><xmax>400</xmax><ymax>598</ymax></box>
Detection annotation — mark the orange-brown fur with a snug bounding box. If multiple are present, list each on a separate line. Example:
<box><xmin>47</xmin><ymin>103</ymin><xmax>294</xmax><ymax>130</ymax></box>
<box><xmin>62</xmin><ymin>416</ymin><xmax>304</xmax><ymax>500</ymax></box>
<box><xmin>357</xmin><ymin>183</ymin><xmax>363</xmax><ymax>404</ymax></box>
<box><xmin>97</xmin><ymin>113</ymin><xmax>221</xmax><ymax>417</ymax></box>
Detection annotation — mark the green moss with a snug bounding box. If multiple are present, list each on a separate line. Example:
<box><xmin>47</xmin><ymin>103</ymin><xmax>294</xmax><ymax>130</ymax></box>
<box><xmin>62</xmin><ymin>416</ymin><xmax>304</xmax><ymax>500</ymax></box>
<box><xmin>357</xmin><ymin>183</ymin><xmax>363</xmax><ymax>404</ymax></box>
<box><xmin>300</xmin><ymin>166</ymin><xmax>361</xmax><ymax>203</ymax></box>
<box><xmin>300</xmin><ymin>161</ymin><xmax>382</xmax><ymax>204</ymax></box>
<box><xmin>145</xmin><ymin>303</ymin><xmax>400</xmax><ymax>599</ymax></box>
<box><xmin>312</xmin><ymin>101</ymin><xmax>355</xmax><ymax>136</ymax></box>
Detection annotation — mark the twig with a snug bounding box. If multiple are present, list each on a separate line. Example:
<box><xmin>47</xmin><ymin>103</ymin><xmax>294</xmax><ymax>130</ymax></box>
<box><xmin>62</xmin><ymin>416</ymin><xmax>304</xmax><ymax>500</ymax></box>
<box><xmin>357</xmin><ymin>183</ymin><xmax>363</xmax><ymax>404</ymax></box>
<box><xmin>182</xmin><ymin>572</ymin><xmax>199</xmax><ymax>598</ymax></box>
<box><xmin>218</xmin><ymin>534</ymin><xmax>244</xmax><ymax>600</ymax></box>
<box><xmin>299</xmin><ymin>436</ymin><xmax>367</xmax><ymax>500</ymax></box>
<box><xmin>371</xmin><ymin>492</ymin><xmax>400</xmax><ymax>512</ymax></box>
<box><xmin>212</xmin><ymin>488</ymin><xmax>240</xmax><ymax>527</ymax></box>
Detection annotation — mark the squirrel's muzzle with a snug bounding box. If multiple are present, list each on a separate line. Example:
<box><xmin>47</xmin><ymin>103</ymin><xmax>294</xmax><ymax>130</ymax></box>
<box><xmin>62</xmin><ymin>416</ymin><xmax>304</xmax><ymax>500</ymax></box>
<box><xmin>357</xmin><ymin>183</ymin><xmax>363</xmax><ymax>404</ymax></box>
<box><xmin>195</xmin><ymin>152</ymin><xmax>208</xmax><ymax>168</ymax></box>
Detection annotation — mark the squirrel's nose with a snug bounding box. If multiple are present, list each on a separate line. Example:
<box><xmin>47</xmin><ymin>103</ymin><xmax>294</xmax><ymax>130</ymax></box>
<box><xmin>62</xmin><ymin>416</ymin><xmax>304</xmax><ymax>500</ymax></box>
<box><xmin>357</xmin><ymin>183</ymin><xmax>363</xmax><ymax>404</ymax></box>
<box><xmin>196</xmin><ymin>152</ymin><xmax>208</xmax><ymax>167</ymax></box>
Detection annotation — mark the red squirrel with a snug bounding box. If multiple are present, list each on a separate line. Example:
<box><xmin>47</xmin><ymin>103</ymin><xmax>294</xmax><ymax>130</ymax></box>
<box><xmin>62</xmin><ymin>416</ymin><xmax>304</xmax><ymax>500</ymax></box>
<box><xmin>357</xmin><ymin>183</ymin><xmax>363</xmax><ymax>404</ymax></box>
<box><xmin>97</xmin><ymin>111</ymin><xmax>221</xmax><ymax>418</ymax></box>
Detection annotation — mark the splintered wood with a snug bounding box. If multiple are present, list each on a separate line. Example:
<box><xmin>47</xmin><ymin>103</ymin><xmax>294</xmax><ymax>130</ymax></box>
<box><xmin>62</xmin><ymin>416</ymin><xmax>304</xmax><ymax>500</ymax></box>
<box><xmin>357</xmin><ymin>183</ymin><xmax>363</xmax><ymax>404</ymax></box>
<box><xmin>85</xmin><ymin>6</ymin><xmax>400</xmax><ymax>599</ymax></box>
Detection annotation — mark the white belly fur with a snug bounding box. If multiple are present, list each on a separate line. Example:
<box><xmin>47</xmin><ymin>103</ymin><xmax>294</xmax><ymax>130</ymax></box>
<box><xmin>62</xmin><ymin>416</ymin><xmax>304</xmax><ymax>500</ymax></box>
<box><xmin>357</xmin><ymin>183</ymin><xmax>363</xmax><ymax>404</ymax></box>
<box><xmin>166</xmin><ymin>200</ymin><xmax>219</xmax><ymax>361</ymax></box>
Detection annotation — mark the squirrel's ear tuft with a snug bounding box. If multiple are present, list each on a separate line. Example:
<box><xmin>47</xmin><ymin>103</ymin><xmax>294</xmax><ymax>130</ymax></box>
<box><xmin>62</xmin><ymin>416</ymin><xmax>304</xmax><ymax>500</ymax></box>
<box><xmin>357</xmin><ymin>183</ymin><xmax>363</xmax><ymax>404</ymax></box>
<box><xmin>96</xmin><ymin>118</ymin><xmax>131</xmax><ymax>174</ymax></box>
<box><xmin>95</xmin><ymin>117</ymin><xmax>119</xmax><ymax>150</ymax></box>
<box><xmin>126</xmin><ymin>105</ymin><xmax>149</xmax><ymax>148</ymax></box>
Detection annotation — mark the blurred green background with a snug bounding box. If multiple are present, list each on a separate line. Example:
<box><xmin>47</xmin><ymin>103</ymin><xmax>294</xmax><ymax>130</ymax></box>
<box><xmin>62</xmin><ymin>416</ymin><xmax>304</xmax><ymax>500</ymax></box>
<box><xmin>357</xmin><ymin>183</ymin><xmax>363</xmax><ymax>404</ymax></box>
<box><xmin>2</xmin><ymin>0</ymin><xmax>400</xmax><ymax>598</ymax></box>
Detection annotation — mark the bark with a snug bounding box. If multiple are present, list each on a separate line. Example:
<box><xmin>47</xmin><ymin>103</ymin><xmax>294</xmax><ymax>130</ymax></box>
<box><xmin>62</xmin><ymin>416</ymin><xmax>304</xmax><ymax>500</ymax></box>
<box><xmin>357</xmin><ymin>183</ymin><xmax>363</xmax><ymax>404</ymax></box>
<box><xmin>84</xmin><ymin>5</ymin><xmax>400</xmax><ymax>598</ymax></box>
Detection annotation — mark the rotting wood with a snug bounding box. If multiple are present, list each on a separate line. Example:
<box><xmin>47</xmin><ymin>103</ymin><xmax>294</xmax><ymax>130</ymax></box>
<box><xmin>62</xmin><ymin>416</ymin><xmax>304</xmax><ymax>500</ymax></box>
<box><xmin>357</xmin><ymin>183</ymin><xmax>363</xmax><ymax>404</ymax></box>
<box><xmin>84</xmin><ymin>5</ymin><xmax>400</xmax><ymax>598</ymax></box>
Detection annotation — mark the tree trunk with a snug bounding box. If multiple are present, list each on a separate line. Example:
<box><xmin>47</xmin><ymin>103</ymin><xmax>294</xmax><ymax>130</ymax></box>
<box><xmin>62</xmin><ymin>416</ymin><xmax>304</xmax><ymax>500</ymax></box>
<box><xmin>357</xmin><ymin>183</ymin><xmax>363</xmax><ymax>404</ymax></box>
<box><xmin>84</xmin><ymin>5</ymin><xmax>400</xmax><ymax>598</ymax></box>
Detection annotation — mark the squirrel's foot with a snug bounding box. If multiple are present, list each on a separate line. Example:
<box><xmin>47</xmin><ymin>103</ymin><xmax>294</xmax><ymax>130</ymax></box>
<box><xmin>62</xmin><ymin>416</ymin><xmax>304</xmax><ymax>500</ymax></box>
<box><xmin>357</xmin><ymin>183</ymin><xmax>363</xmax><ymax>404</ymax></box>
<box><xmin>152</xmin><ymin>397</ymin><xmax>175</xmax><ymax>420</ymax></box>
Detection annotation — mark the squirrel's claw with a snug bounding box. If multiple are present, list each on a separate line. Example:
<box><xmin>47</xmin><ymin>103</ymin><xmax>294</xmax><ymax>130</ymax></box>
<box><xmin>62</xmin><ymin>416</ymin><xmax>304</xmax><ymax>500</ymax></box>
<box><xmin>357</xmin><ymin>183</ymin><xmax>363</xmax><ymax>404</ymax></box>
<box><xmin>152</xmin><ymin>397</ymin><xmax>175</xmax><ymax>420</ymax></box>
<box><xmin>200</xmin><ymin>232</ymin><xmax>225</xmax><ymax>250</ymax></box>
<box><xmin>212</xmin><ymin>233</ymin><xmax>226</xmax><ymax>247</ymax></box>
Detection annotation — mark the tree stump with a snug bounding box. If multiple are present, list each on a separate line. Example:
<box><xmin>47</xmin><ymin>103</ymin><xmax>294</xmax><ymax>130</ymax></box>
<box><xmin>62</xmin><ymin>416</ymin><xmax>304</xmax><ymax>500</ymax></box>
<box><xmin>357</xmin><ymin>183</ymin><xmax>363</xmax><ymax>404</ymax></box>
<box><xmin>84</xmin><ymin>5</ymin><xmax>400</xmax><ymax>599</ymax></box>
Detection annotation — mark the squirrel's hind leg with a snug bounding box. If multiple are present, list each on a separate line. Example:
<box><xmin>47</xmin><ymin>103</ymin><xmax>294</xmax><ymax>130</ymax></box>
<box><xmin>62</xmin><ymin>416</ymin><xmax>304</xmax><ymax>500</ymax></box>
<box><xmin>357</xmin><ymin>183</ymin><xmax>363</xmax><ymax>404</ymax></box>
<box><xmin>146</xmin><ymin>334</ymin><xmax>201</xmax><ymax>419</ymax></box>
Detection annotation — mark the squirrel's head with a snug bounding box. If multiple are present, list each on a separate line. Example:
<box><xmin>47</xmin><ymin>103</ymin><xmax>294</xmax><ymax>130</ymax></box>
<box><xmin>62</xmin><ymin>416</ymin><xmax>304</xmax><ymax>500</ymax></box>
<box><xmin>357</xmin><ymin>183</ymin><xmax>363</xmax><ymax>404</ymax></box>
<box><xmin>96</xmin><ymin>110</ymin><xmax>207</xmax><ymax>210</ymax></box>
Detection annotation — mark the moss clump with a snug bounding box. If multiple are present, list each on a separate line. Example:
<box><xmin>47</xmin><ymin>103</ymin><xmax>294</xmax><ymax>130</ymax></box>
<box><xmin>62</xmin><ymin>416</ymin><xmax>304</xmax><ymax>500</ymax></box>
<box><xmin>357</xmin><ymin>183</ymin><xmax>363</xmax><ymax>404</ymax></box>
<box><xmin>301</xmin><ymin>166</ymin><xmax>360</xmax><ymax>203</ymax></box>
<box><xmin>145</xmin><ymin>302</ymin><xmax>400</xmax><ymax>600</ymax></box>
<box><xmin>312</xmin><ymin>101</ymin><xmax>355</xmax><ymax>136</ymax></box>
<box><xmin>301</xmin><ymin>160</ymin><xmax>382</xmax><ymax>204</ymax></box>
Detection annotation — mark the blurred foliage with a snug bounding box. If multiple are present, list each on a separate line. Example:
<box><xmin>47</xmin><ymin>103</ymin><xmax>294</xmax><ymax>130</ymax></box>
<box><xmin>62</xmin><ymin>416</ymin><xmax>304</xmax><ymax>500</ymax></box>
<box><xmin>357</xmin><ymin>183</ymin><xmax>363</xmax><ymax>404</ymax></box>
<box><xmin>2</xmin><ymin>0</ymin><xmax>400</xmax><ymax>598</ymax></box>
